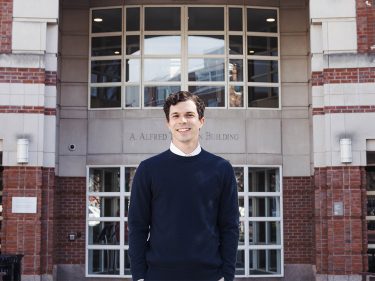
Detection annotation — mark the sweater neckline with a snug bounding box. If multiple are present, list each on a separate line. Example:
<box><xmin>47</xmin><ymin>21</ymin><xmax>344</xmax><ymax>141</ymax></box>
<box><xmin>167</xmin><ymin>148</ymin><xmax>206</xmax><ymax>161</ymax></box>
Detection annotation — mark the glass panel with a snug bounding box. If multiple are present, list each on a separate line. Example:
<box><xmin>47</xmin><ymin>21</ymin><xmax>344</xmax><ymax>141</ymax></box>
<box><xmin>368</xmin><ymin>152</ymin><xmax>375</xmax><ymax>165</ymax></box>
<box><xmin>248</xmin><ymin>36</ymin><xmax>278</xmax><ymax>56</ymax></box>
<box><xmin>144</xmin><ymin>86</ymin><xmax>180</xmax><ymax>107</ymax></box>
<box><xmin>88</xmin><ymin>221</ymin><xmax>120</xmax><ymax>245</ymax></box>
<box><xmin>125</xmin><ymin>167</ymin><xmax>137</xmax><ymax>192</ymax></box>
<box><xmin>235</xmin><ymin>250</ymin><xmax>245</xmax><ymax>275</ymax></box>
<box><xmin>89</xmin><ymin>196</ymin><xmax>120</xmax><ymax>217</ymax></box>
<box><xmin>229</xmin><ymin>86</ymin><xmax>244</xmax><ymax>108</ymax></box>
<box><xmin>188</xmin><ymin>59</ymin><xmax>225</xmax><ymax>82</ymax></box>
<box><xmin>89</xmin><ymin>168</ymin><xmax>120</xmax><ymax>192</ymax></box>
<box><xmin>247</xmin><ymin>8</ymin><xmax>278</xmax><ymax>33</ymax></box>
<box><xmin>248</xmin><ymin>60</ymin><xmax>278</xmax><ymax>83</ymax></box>
<box><xmin>368</xmin><ymin>221</ymin><xmax>375</xmax><ymax>244</ymax></box>
<box><xmin>367</xmin><ymin>168</ymin><xmax>375</xmax><ymax>191</ymax></box>
<box><xmin>188</xmin><ymin>35</ymin><xmax>224</xmax><ymax>55</ymax></box>
<box><xmin>229</xmin><ymin>59</ymin><xmax>243</xmax><ymax>82</ymax></box>
<box><xmin>126</xmin><ymin>36</ymin><xmax>140</xmax><ymax>55</ymax></box>
<box><xmin>238</xmin><ymin>197</ymin><xmax>245</xmax><ymax>217</ymax></box>
<box><xmin>239</xmin><ymin>221</ymin><xmax>245</xmax><ymax>245</ymax></box>
<box><xmin>250</xmin><ymin>197</ymin><xmax>280</xmax><ymax>217</ymax></box>
<box><xmin>249</xmin><ymin>168</ymin><xmax>280</xmax><ymax>192</ymax></box>
<box><xmin>90</xmin><ymin>87</ymin><xmax>121</xmax><ymax>108</ymax></box>
<box><xmin>91</xmin><ymin>60</ymin><xmax>121</xmax><ymax>83</ymax></box>
<box><xmin>368</xmin><ymin>249</ymin><xmax>375</xmax><ymax>272</ymax></box>
<box><xmin>124</xmin><ymin>250</ymin><xmax>131</xmax><ymax>275</ymax></box>
<box><xmin>125</xmin><ymin>222</ymin><xmax>129</xmax><ymax>245</ymax></box>
<box><xmin>92</xmin><ymin>37</ymin><xmax>121</xmax><ymax>56</ymax></box>
<box><xmin>145</xmin><ymin>7</ymin><xmax>181</xmax><ymax>31</ymax></box>
<box><xmin>250</xmin><ymin>249</ymin><xmax>281</xmax><ymax>274</ymax></box>
<box><xmin>125</xmin><ymin>86</ymin><xmax>140</xmax><ymax>108</ymax></box>
<box><xmin>251</xmin><ymin>221</ymin><xmax>280</xmax><ymax>245</ymax></box>
<box><xmin>368</xmin><ymin>196</ymin><xmax>375</xmax><ymax>216</ymax></box>
<box><xmin>126</xmin><ymin>59</ymin><xmax>140</xmax><ymax>82</ymax></box>
<box><xmin>92</xmin><ymin>9</ymin><xmax>122</xmax><ymax>33</ymax></box>
<box><xmin>229</xmin><ymin>35</ymin><xmax>243</xmax><ymax>55</ymax></box>
<box><xmin>234</xmin><ymin>167</ymin><xmax>244</xmax><ymax>192</ymax></box>
<box><xmin>248</xmin><ymin>86</ymin><xmax>279</xmax><ymax>108</ymax></box>
<box><xmin>125</xmin><ymin>197</ymin><xmax>130</xmax><ymax>217</ymax></box>
<box><xmin>188</xmin><ymin>7</ymin><xmax>224</xmax><ymax>31</ymax></box>
<box><xmin>144</xmin><ymin>59</ymin><xmax>181</xmax><ymax>82</ymax></box>
<box><xmin>144</xmin><ymin>35</ymin><xmax>181</xmax><ymax>55</ymax></box>
<box><xmin>126</xmin><ymin>7</ymin><xmax>140</xmax><ymax>31</ymax></box>
<box><xmin>249</xmin><ymin>221</ymin><xmax>253</xmax><ymax>244</ymax></box>
<box><xmin>88</xmin><ymin>249</ymin><xmax>120</xmax><ymax>275</ymax></box>
<box><xmin>188</xmin><ymin>86</ymin><xmax>225</xmax><ymax>107</ymax></box>
<box><xmin>229</xmin><ymin>8</ymin><xmax>243</xmax><ymax>31</ymax></box>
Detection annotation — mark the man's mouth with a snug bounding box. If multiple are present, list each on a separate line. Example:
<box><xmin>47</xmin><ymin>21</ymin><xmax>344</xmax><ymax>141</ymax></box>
<box><xmin>176</xmin><ymin>128</ymin><xmax>190</xmax><ymax>132</ymax></box>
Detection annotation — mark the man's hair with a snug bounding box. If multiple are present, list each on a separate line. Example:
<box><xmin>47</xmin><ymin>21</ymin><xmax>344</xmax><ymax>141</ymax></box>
<box><xmin>163</xmin><ymin>91</ymin><xmax>205</xmax><ymax>122</ymax></box>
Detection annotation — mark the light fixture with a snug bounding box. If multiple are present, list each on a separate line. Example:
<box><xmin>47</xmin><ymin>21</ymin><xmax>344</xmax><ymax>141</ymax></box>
<box><xmin>249</xmin><ymin>50</ymin><xmax>255</xmax><ymax>54</ymax></box>
<box><xmin>340</xmin><ymin>138</ymin><xmax>352</xmax><ymax>163</ymax></box>
<box><xmin>114</xmin><ymin>51</ymin><xmax>120</xmax><ymax>55</ymax></box>
<box><xmin>94</xmin><ymin>18</ymin><xmax>103</xmax><ymax>22</ymax></box>
<box><xmin>266</xmin><ymin>18</ymin><xmax>275</xmax><ymax>22</ymax></box>
<box><xmin>17</xmin><ymin>138</ymin><xmax>29</xmax><ymax>164</ymax></box>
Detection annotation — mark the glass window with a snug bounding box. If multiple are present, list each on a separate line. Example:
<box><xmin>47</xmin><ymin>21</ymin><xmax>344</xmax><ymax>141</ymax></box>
<box><xmin>145</xmin><ymin>7</ymin><xmax>181</xmax><ymax>31</ymax></box>
<box><xmin>188</xmin><ymin>86</ymin><xmax>225</xmax><ymax>107</ymax></box>
<box><xmin>250</xmin><ymin>250</ymin><xmax>281</xmax><ymax>275</ymax></box>
<box><xmin>92</xmin><ymin>37</ymin><xmax>121</xmax><ymax>57</ymax></box>
<box><xmin>92</xmin><ymin>9</ymin><xmax>122</xmax><ymax>33</ymax></box>
<box><xmin>126</xmin><ymin>59</ymin><xmax>140</xmax><ymax>82</ymax></box>
<box><xmin>144</xmin><ymin>35</ymin><xmax>181</xmax><ymax>55</ymax></box>
<box><xmin>144</xmin><ymin>59</ymin><xmax>181</xmax><ymax>82</ymax></box>
<box><xmin>88</xmin><ymin>249</ymin><xmax>120</xmax><ymax>274</ymax></box>
<box><xmin>125</xmin><ymin>86</ymin><xmax>140</xmax><ymax>108</ymax></box>
<box><xmin>144</xmin><ymin>86</ymin><xmax>181</xmax><ymax>107</ymax></box>
<box><xmin>188</xmin><ymin>59</ymin><xmax>225</xmax><ymax>82</ymax></box>
<box><xmin>90</xmin><ymin>87</ymin><xmax>121</xmax><ymax>108</ymax></box>
<box><xmin>126</xmin><ymin>7</ymin><xmax>140</xmax><ymax>31</ymax></box>
<box><xmin>248</xmin><ymin>36</ymin><xmax>278</xmax><ymax>56</ymax></box>
<box><xmin>88</xmin><ymin>221</ymin><xmax>120</xmax><ymax>245</ymax></box>
<box><xmin>91</xmin><ymin>60</ymin><xmax>121</xmax><ymax>83</ymax></box>
<box><xmin>89</xmin><ymin>196</ymin><xmax>120</xmax><ymax>217</ymax></box>
<box><xmin>248</xmin><ymin>87</ymin><xmax>279</xmax><ymax>108</ymax></box>
<box><xmin>229</xmin><ymin>8</ymin><xmax>243</xmax><ymax>31</ymax></box>
<box><xmin>188</xmin><ymin>7</ymin><xmax>224</xmax><ymax>31</ymax></box>
<box><xmin>89</xmin><ymin>168</ymin><xmax>120</xmax><ymax>192</ymax></box>
<box><xmin>229</xmin><ymin>59</ymin><xmax>243</xmax><ymax>82</ymax></box>
<box><xmin>229</xmin><ymin>86</ymin><xmax>244</xmax><ymax>108</ymax></box>
<box><xmin>367</xmin><ymin>167</ymin><xmax>375</xmax><ymax>272</ymax></box>
<box><xmin>125</xmin><ymin>36</ymin><xmax>140</xmax><ymax>56</ymax></box>
<box><xmin>188</xmin><ymin>35</ymin><xmax>225</xmax><ymax>55</ymax></box>
<box><xmin>247</xmin><ymin>8</ymin><xmax>278</xmax><ymax>33</ymax></box>
<box><xmin>248</xmin><ymin>60</ymin><xmax>278</xmax><ymax>83</ymax></box>
<box><xmin>229</xmin><ymin>36</ymin><xmax>243</xmax><ymax>55</ymax></box>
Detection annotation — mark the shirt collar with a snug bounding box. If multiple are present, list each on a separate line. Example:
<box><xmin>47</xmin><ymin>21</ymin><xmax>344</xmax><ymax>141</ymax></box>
<box><xmin>170</xmin><ymin>142</ymin><xmax>201</xmax><ymax>157</ymax></box>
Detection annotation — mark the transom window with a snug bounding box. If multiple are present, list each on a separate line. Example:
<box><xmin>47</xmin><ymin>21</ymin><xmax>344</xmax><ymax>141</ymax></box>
<box><xmin>89</xmin><ymin>5</ymin><xmax>280</xmax><ymax>109</ymax></box>
<box><xmin>86</xmin><ymin>165</ymin><xmax>283</xmax><ymax>277</ymax></box>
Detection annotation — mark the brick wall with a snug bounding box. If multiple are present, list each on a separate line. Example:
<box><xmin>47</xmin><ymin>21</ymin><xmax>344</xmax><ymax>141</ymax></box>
<box><xmin>0</xmin><ymin>0</ymin><xmax>13</xmax><ymax>53</ymax></box>
<box><xmin>55</xmin><ymin>177</ymin><xmax>86</xmax><ymax>265</ymax></box>
<box><xmin>314</xmin><ymin>166</ymin><xmax>367</xmax><ymax>274</ymax></box>
<box><xmin>0</xmin><ymin>68</ymin><xmax>45</xmax><ymax>84</ymax></box>
<box><xmin>283</xmin><ymin>176</ymin><xmax>314</xmax><ymax>264</ymax></box>
<box><xmin>357</xmin><ymin>0</ymin><xmax>375</xmax><ymax>53</ymax></box>
<box><xmin>312</xmin><ymin>67</ymin><xmax>375</xmax><ymax>86</ymax></box>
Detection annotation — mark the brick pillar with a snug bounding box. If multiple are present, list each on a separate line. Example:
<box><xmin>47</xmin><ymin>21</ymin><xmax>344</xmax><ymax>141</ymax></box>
<box><xmin>356</xmin><ymin>0</ymin><xmax>375</xmax><ymax>53</ymax></box>
<box><xmin>314</xmin><ymin>167</ymin><xmax>366</xmax><ymax>275</ymax></box>
<box><xmin>0</xmin><ymin>0</ymin><xmax>13</xmax><ymax>53</ymax></box>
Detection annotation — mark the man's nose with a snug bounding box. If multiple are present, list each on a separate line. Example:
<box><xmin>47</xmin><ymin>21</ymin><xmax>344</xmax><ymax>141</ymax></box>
<box><xmin>180</xmin><ymin>116</ymin><xmax>187</xmax><ymax>123</ymax></box>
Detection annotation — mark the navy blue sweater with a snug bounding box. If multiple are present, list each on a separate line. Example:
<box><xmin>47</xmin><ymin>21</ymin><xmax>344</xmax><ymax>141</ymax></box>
<box><xmin>128</xmin><ymin>149</ymin><xmax>239</xmax><ymax>281</ymax></box>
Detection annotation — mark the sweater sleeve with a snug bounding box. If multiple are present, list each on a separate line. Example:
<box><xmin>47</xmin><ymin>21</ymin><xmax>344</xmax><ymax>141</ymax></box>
<box><xmin>128</xmin><ymin>162</ymin><xmax>152</xmax><ymax>281</ymax></box>
<box><xmin>218</xmin><ymin>162</ymin><xmax>239</xmax><ymax>281</ymax></box>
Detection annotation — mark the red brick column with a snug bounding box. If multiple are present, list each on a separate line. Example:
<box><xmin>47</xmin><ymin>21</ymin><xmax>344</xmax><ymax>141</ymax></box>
<box><xmin>357</xmin><ymin>0</ymin><xmax>375</xmax><ymax>53</ymax></box>
<box><xmin>314</xmin><ymin>167</ymin><xmax>366</xmax><ymax>274</ymax></box>
<box><xmin>0</xmin><ymin>0</ymin><xmax>13</xmax><ymax>53</ymax></box>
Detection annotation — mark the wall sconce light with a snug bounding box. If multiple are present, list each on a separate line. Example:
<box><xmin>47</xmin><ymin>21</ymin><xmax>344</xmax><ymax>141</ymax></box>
<box><xmin>340</xmin><ymin>138</ymin><xmax>352</xmax><ymax>163</ymax></box>
<box><xmin>17</xmin><ymin>138</ymin><xmax>29</xmax><ymax>164</ymax></box>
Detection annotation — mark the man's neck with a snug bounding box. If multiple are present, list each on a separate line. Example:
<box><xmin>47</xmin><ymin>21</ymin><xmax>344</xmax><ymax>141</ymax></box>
<box><xmin>171</xmin><ymin>141</ymin><xmax>199</xmax><ymax>155</ymax></box>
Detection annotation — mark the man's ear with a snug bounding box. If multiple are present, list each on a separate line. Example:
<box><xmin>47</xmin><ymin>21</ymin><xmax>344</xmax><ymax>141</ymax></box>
<box><xmin>199</xmin><ymin>117</ymin><xmax>205</xmax><ymax>128</ymax></box>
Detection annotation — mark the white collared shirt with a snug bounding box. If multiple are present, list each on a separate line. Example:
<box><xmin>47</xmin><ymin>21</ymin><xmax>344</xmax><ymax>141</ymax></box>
<box><xmin>170</xmin><ymin>142</ymin><xmax>201</xmax><ymax>157</ymax></box>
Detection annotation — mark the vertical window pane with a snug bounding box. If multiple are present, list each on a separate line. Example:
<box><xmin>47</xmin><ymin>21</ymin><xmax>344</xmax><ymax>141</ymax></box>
<box><xmin>144</xmin><ymin>35</ymin><xmax>181</xmax><ymax>55</ymax></box>
<box><xmin>249</xmin><ymin>168</ymin><xmax>280</xmax><ymax>192</ymax></box>
<box><xmin>248</xmin><ymin>87</ymin><xmax>279</xmax><ymax>108</ymax></box>
<box><xmin>89</xmin><ymin>168</ymin><xmax>120</xmax><ymax>192</ymax></box>
<box><xmin>251</xmin><ymin>222</ymin><xmax>280</xmax><ymax>245</ymax></box>
<box><xmin>88</xmin><ymin>249</ymin><xmax>120</xmax><ymax>275</ymax></box>
<box><xmin>92</xmin><ymin>37</ymin><xmax>121</xmax><ymax>56</ymax></box>
<box><xmin>229</xmin><ymin>8</ymin><xmax>243</xmax><ymax>31</ymax></box>
<box><xmin>248</xmin><ymin>60</ymin><xmax>278</xmax><ymax>83</ymax></box>
<box><xmin>145</xmin><ymin>7</ymin><xmax>181</xmax><ymax>31</ymax></box>
<box><xmin>88</xmin><ymin>221</ymin><xmax>120</xmax><ymax>245</ymax></box>
<box><xmin>188</xmin><ymin>86</ymin><xmax>225</xmax><ymax>107</ymax></box>
<box><xmin>89</xmin><ymin>196</ymin><xmax>120</xmax><ymax>217</ymax></box>
<box><xmin>126</xmin><ymin>36</ymin><xmax>140</xmax><ymax>55</ymax></box>
<box><xmin>126</xmin><ymin>7</ymin><xmax>140</xmax><ymax>31</ymax></box>
<box><xmin>125</xmin><ymin>167</ymin><xmax>137</xmax><ymax>192</ymax></box>
<box><xmin>90</xmin><ymin>87</ymin><xmax>121</xmax><ymax>108</ymax></box>
<box><xmin>229</xmin><ymin>86</ymin><xmax>244</xmax><ymax>108</ymax></box>
<box><xmin>239</xmin><ymin>197</ymin><xmax>245</xmax><ymax>217</ymax></box>
<box><xmin>126</xmin><ymin>59</ymin><xmax>140</xmax><ymax>82</ymax></box>
<box><xmin>250</xmin><ymin>250</ymin><xmax>281</xmax><ymax>274</ymax></box>
<box><xmin>125</xmin><ymin>197</ymin><xmax>130</xmax><ymax>217</ymax></box>
<box><xmin>248</xmin><ymin>36</ymin><xmax>278</xmax><ymax>56</ymax></box>
<box><xmin>368</xmin><ymin>196</ymin><xmax>375</xmax><ymax>216</ymax></box>
<box><xmin>188</xmin><ymin>7</ymin><xmax>224</xmax><ymax>30</ymax></box>
<box><xmin>92</xmin><ymin>9</ymin><xmax>122</xmax><ymax>33</ymax></box>
<box><xmin>188</xmin><ymin>35</ymin><xmax>224</xmax><ymax>55</ymax></box>
<box><xmin>368</xmin><ymin>221</ymin><xmax>375</xmax><ymax>244</ymax></box>
<box><xmin>91</xmin><ymin>60</ymin><xmax>121</xmax><ymax>83</ymax></box>
<box><xmin>367</xmin><ymin>167</ymin><xmax>375</xmax><ymax>190</ymax></box>
<box><xmin>144</xmin><ymin>86</ymin><xmax>180</xmax><ymax>107</ymax></box>
<box><xmin>239</xmin><ymin>221</ymin><xmax>245</xmax><ymax>245</ymax></box>
<box><xmin>124</xmin><ymin>250</ymin><xmax>131</xmax><ymax>275</ymax></box>
<box><xmin>144</xmin><ymin>59</ymin><xmax>181</xmax><ymax>82</ymax></box>
<box><xmin>229</xmin><ymin>35</ymin><xmax>243</xmax><ymax>55</ymax></box>
<box><xmin>235</xmin><ymin>250</ymin><xmax>245</xmax><ymax>275</ymax></box>
<box><xmin>125</xmin><ymin>86</ymin><xmax>140</xmax><ymax>108</ymax></box>
<box><xmin>229</xmin><ymin>59</ymin><xmax>243</xmax><ymax>82</ymax></box>
<box><xmin>188</xmin><ymin>59</ymin><xmax>225</xmax><ymax>82</ymax></box>
<box><xmin>234</xmin><ymin>167</ymin><xmax>244</xmax><ymax>192</ymax></box>
<box><xmin>247</xmin><ymin>8</ymin><xmax>278</xmax><ymax>33</ymax></box>
<box><xmin>125</xmin><ymin>222</ymin><xmax>129</xmax><ymax>245</ymax></box>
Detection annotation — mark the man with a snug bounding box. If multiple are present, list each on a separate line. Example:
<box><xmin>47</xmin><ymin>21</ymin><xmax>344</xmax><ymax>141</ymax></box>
<box><xmin>128</xmin><ymin>91</ymin><xmax>239</xmax><ymax>281</ymax></box>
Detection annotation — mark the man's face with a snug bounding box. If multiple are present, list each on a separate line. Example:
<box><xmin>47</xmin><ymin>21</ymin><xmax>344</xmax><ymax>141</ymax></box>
<box><xmin>167</xmin><ymin>100</ymin><xmax>204</xmax><ymax>148</ymax></box>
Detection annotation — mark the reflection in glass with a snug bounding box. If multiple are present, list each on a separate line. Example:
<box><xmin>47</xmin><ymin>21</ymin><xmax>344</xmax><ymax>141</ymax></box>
<box><xmin>249</xmin><ymin>222</ymin><xmax>253</xmax><ymax>244</ymax></box>
<box><xmin>235</xmin><ymin>250</ymin><xmax>245</xmax><ymax>275</ymax></box>
<box><xmin>248</xmin><ymin>60</ymin><xmax>278</xmax><ymax>83</ymax></box>
<box><xmin>229</xmin><ymin>59</ymin><xmax>243</xmax><ymax>81</ymax></box>
<box><xmin>125</xmin><ymin>167</ymin><xmax>137</xmax><ymax>192</ymax></box>
<box><xmin>124</xmin><ymin>250</ymin><xmax>131</xmax><ymax>275</ymax></box>
<box><xmin>188</xmin><ymin>7</ymin><xmax>224</xmax><ymax>31</ymax></box>
<box><xmin>229</xmin><ymin>36</ymin><xmax>243</xmax><ymax>55</ymax></box>
<box><xmin>126</xmin><ymin>8</ymin><xmax>140</xmax><ymax>31</ymax></box>
<box><xmin>188</xmin><ymin>59</ymin><xmax>225</xmax><ymax>82</ymax></box>
<box><xmin>368</xmin><ymin>221</ymin><xmax>375</xmax><ymax>244</ymax></box>
<box><xmin>89</xmin><ymin>168</ymin><xmax>120</xmax><ymax>192</ymax></box>
<box><xmin>250</xmin><ymin>197</ymin><xmax>280</xmax><ymax>217</ymax></box>
<box><xmin>89</xmin><ymin>196</ymin><xmax>120</xmax><ymax>217</ymax></box>
<box><xmin>126</xmin><ymin>36</ymin><xmax>140</xmax><ymax>55</ymax></box>
<box><xmin>229</xmin><ymin>8</ymin><xmax>243</xmax><ymax>31</ymax></box>
<box><xmin>239</xmin><ymin>221</ymin><xmax>245</xmax><ymax>245</ymax></box>
<box><xmin>125</xmin><ymin>222</ymin><xmax>129</xmax><ymax>245</ymax></box>
<box><xmin>145</xmin><ymin>7</ymin><xmax>181</xmax><ymax>31</ymax></box>
<box><xmin>125</xmin><ymin>197</ymin><xmax>130</xmax><ymax>217</ymax></box>
<box><xmin>248</xmin><ymin>87</ymin><xmax>279</xmax><ymax>108</ymax></box>
<box><xmin>368</xmin><ymin>196</ymin><xmax>375</xmax><ymax>216</ymax></box>
<box><xmin>239</xmin><ymin>197</ymin><xmax>245</xmax><ymax>217</ymax></box>
<box><xmin>367</xmin><ymin>169</ymin><xmax>375</xmax><ymax>191</ymax></box>
<box><xmin>250</xmin><ymin>249</ymin><xmax>281</xmax><ymax>274</ymax></box>
<box><xmin>125</xmin><ymin>86</ymin><xmax>140</xmax><ymax>108</ymax></box>
<box><xmin>249</xmin><ymin>168</ymin><xmax>279</xmax><ymax>192</ymax></box>
<box><xmin>188</xmin><ymin>86</ymin><xmax>225</xmax><ymax>107</ymax></box>
<box><xmin>88</xmin><ymin>221</ymin><xmax>120</xmax><ymax>245</ymax></box>
<box><xmin>91</xmin><ymin>87</ymin><xmax>121</xmax><ymax>108</ymax></box>
<box><xmin>144</xmin><ymin>86</ymin><xmax>180</xmax><ymax>107</ymax></box>
<box><xmin>188</xmin><ymin>35</ymin><xmax>224</xmax><ymax>55</ymax></box>
<box><xmin>88</xmin><ymin>249</ymin><xmax>119</xmax><ymax>275</ymax></box>
<box><xmin>144</xmin><ymin>59</ymin><xmax>181</xmax><ymax>82</ymax></box>
<box><xmin>92</xmin><ymin>9</ymin><xmax>122</xmax><ymax>33</ymax></box>
<box><xmin>234</xmin><ymin>167</ymin><xmax>244</xmax><ymax>192</ymax></box>
<box><xmin>144</xmin><ymin>35</ymin><xmax>181</xmax><ymax>55</ymax></box>
<box><xmin>229</xmin><ymin>86</ymin><xmax>244</xmax><ymax>107</ymax></box>
<box><xmin>91</xmin><ymin>60</ymin><xmax>121</xmax><ymax>83</ymax></box>
<box><xmin>247</xmin><ymin>8</ymin><xmax>278</xmax><ymax>33</ymax></box>
<box><xmin>251</xmin><ymin>221</ymin><xmax>280</xmax><ymax>245</ymax></box>
<box><xmin>92</xmin><ymin>37</ymin><xmax>121</xmax><ymax>56</ymax></box>
<box><xmin>126</xmin><ymin>59</ymin><xmax>140</xmax><ymax>82</ymax></box>
<box><xmin>248</xmin><ymin>36</ymin><xmax>278</xmax><ymax>56</ymax></box>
